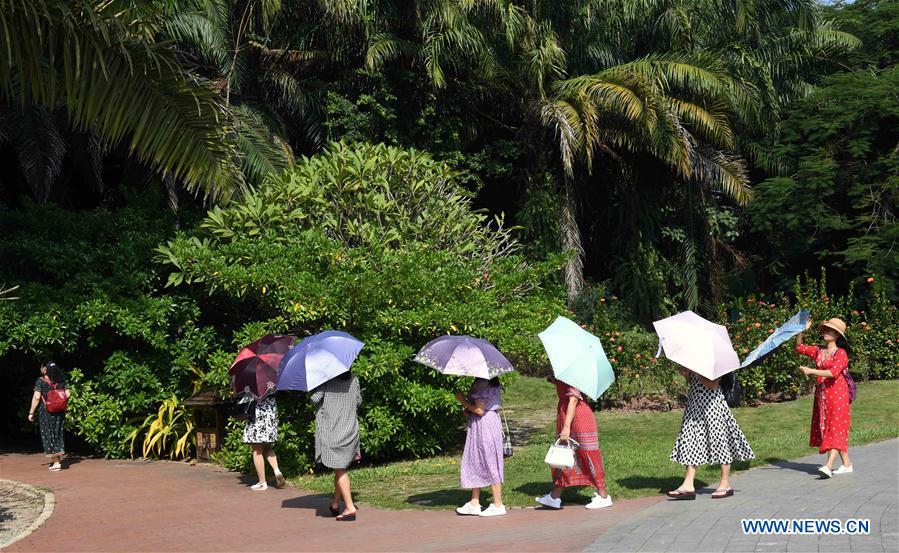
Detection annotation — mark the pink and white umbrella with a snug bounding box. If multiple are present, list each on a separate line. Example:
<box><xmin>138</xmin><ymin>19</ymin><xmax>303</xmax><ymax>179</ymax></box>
<box><xmin>652</xmin><ymin>311</ymin><xmax>739</xmax><ymax>380</ymax></box>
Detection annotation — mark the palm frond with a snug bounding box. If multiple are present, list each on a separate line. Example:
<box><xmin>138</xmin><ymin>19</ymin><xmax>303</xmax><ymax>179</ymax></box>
<box><xmin>14</xmin><ymin>106</ymin><xmax>65</xmax><ymax>203</ymax></box>
<box><xmin>0</xmin><ymin>0</ymin><xmax>245</xmax><ymax>200</ymax></box>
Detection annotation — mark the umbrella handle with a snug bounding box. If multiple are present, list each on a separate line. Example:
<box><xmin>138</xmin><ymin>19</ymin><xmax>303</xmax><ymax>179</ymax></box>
<box><xmin>655</xmin><ymin>340</ymin><xmax>663</xmax><ymax>359</ymax></box>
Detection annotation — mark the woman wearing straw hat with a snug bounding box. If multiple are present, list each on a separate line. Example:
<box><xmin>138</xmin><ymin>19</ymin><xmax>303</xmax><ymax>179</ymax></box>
<box><xmin>795</xmin><ymin>317</ymin><xmax>853</xmax><ymax>478</ymax></box>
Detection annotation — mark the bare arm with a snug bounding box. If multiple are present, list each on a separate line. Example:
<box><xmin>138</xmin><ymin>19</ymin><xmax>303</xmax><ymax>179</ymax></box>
<box><xmin>559</xmin><ymin>396</ymin><xmax>578</xmax><ymax>441</ymax></box>
<box><xmin>800</xmin><ymin>366</ymin><xmax>834</xmax><ymax>378</ymax></box>
<box><xmin>28</xmin><ymin>391</ymin><xmax>40</xmax><ymax>421</ymax></box>
<box><xmin>796</xmin><ymin>318</ymin><xmax>812</xmax><ymax>347</ymax></box>
<box><xmin>455</xmin><ymin>393</ymin><xmax>486</xmax><ymax>416</ymax></box>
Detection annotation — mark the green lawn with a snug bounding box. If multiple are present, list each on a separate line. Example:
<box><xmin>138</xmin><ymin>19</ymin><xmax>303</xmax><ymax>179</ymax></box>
<box><xmin>290</xmin><ymin>377</ymin><xmax>899</xmax><ymax>510</ymax></box>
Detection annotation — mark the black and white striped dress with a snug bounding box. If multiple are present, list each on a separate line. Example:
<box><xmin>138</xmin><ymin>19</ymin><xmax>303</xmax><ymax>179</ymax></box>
<box><xmin>310</xmin><ymin>375</ymin><xmax>362</xmax><ymax>469</ymax></box>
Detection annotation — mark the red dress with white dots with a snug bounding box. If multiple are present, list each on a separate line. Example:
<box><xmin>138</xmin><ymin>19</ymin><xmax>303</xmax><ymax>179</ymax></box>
<box><xmin>795</xmin><ymin>345</ymin><xmax>851</xmax><ymax>453</ymax></box>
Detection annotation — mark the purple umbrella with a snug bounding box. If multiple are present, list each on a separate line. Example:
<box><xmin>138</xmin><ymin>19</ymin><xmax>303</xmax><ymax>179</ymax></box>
<box><xmin>276</xmin><ymin>331</ymin><xmax>364</xmax><ymax>392</ymax></box>
<box><xmin>414</xmin><ymin>335</ymin><xmax>515</xmax><ymax>379</ymax></box>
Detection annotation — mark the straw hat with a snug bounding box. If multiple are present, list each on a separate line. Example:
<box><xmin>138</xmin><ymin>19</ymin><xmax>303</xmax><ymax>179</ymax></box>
<box><xmin>817</xmin><ymin>318</ymin><xmax>847</xmax><ymax>340</ymax></box>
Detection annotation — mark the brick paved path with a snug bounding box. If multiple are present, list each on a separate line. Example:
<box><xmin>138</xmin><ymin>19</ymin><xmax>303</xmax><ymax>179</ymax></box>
<box><xmin>4</xmin><ymin>439</ymin><xmax>895</xmax><ymax>552</ymax></box>
<box><xmin>584</xmin><ymin>438</ymin><xmax>898</xmax><ymax>553</ymax></box>
<box><xmin>0</xmin><ymin>452</ymin><xmax>659</xmax><ymax>552</ymax></box>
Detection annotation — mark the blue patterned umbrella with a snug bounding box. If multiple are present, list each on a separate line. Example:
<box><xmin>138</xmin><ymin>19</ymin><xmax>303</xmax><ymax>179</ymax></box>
<box><xmin>740</xmin><ymin>309</ymin><xmax>810</xmax><ymax>368</ymax></box>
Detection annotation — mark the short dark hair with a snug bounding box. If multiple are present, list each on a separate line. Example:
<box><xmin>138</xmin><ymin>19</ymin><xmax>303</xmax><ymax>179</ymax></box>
<box><xmin>42</xmin><ymin>360</ymin><xmax>66</xmax><ymax>385</ymax></box>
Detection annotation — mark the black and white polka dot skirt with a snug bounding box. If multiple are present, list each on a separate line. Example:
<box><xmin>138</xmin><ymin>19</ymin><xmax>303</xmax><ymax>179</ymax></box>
<box><xmin>670</xmin><ymin>374</ymin><xmax>755</xmax><ymax>466</ymax></box>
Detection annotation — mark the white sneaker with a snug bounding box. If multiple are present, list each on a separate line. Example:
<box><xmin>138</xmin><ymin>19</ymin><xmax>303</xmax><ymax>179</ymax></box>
<box><xmin>48</xmin><ymin>463</ymin><xmax>61</xmax><ymax>471</ymax></box>
<box><xmin>251</xmin><ymin>482</ymin><xmax>268</xmax><ymax>490</ymax></box>
<box><xmin>833</xmin><ymin>465</ymin><xmax>854</xmax><ymax>475</ymax></box>
<box><xmin>535</xmin><ymin>493</ymin><xmax>562</xmax><ymax>509</ymax></box>
<box><xmin>817</xmin><ymin>466</ymin><xmax>832</xmax><ymax>479</ymax></box>
<box><xmin>455</xmin><ymin>502</ymin><xmax>482</xmax><ymax>516</ymax></box>
<box><xmin>586</xmin><ymin>493</ymin><xmax>613</xmax><ymax>510</ymax></box>
<box><xmin>479</xmin><ymin>504</ymin><xmax>507</xmax><ymax>517</ymax></box>
<box><xmin>274</xmin><ymin>471</ymin><xmax>286</xmax><ymax>488</ymax></box>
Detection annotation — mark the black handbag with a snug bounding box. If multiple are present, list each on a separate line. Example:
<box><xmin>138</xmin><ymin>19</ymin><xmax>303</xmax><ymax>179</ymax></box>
<box><xmin>721</xmin><ymin>372</ymin><xmax>742</xmax><ymax>408</ymax></box>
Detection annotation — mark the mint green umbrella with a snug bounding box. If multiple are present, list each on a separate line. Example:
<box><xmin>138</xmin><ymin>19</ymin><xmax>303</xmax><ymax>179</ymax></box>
<box><xmin>538</xmin><ymin>316</ymin><xmax>615</xmax><ymax>400</ymax></box>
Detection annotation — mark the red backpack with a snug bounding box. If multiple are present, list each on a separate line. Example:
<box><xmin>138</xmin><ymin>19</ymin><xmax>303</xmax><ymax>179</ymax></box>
<box><xmin>42</xmin><ymin>378</ymin><xmax>68</xmax><ymax>413</ymax></box>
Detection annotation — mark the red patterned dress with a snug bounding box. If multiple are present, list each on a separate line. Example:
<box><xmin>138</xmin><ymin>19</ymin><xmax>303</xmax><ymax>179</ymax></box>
<box><xmin>796</xmin><ymin>345</ymin><xmax>851</xmax><ymax>453</ymax></box>
<box><xmin>552</xmin><ymin>381</ymin><xmax>606</xmax><ymax>490</ymax></box>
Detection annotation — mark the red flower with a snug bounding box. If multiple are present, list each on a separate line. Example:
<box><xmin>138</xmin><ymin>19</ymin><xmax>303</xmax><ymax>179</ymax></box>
<box><xmin>617</xmin><ymin>345</ymin><xmax>623</xmax><ymax>352</ymax></box>
<box><xmin>651</xmin><ymin>357</ymin><xmax>658</xmax><ymax>363</ymax></box>
<box><xmin>754</xmin><ymin>322</ymin><xmax>761</xmax><ymax>328</ymax></box>
<box><xmin>867</xmin><ymin>277</ymin><xmax>875</xmax><ymax>283</ymax></box>
<box><xmin>853</xmin><ymin>310</ymin><xmax>859</xmax><ymax>316</ymax></box>
<box><xmin>610</xmin><ymin>358</ymin><xmax>617</xmax><ymax>363</ymax></box>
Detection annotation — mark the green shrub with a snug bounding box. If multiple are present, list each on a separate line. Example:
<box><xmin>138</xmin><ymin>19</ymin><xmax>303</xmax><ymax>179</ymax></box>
<box><xmin>0</xmin><ymin>201</ymin><xmax>221</xmax><ymax>455</ymax></box>
<box><xmin>157</xmin><ymin>142</ymin><xmax>567</xmax><ymax>470</ymax></box>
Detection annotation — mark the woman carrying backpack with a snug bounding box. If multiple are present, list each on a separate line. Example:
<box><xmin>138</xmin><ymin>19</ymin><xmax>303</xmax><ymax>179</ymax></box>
<box><xmin>27</xmin><ymin>360</ymin><xmax>70</xmax><ymax>471</ymax></box>
<box><xmin>795</xmin><ymin>318</ymin><xmax>853</xmax><ymax>478</ymax></box>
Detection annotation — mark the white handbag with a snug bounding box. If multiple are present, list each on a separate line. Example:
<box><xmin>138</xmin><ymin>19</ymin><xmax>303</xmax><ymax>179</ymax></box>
<box><xmin>544</xmin><ymin>438</ymin><xmax>579</xmax><ymax>470</ymax></box>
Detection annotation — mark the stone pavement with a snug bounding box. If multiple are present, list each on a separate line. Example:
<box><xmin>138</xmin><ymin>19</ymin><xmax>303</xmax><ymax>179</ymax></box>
<box><xmin>0</xmin><ymin>451</ymin><xmax>660</xmax><ymax>552</ymax></box>
<box><xmin>584</xmin><ymin>438</ymin><xmax>899</xmax><ymax>553</ymax></box>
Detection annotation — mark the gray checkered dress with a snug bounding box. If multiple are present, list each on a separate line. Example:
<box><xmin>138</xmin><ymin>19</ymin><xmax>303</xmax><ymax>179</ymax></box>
<box><xmin>310</xmin><ymin>375</ymin><xmax>362</xmax><ymax>469</ymax></box>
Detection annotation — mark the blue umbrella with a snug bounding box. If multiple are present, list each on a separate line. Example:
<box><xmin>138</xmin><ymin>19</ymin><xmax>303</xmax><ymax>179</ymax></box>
<box><xmin>538</xmin><ymin>316</ymin><xmax>615</xmax><ymax>400</ymax></box>
<box><xmin>277</xmin><ymin>331</ymin><xmax>364</xmax><ymax>391</ymax></box>
<box><xmin>740</xmin><ymin>309</ymin><xmax>810</xmax><ymax>368</ymax></box>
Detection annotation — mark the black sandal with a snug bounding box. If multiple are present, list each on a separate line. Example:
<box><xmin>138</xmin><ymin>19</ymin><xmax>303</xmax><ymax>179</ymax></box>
<box><xmin>329</xmin><ymin>505</ymin><xmax>340</xmax><ymax>517</ymax></box>
<box><xmin>336</xmin><ymin>512</ymin><xmax>357</xmax><ymax>522</ymax></box>
<box><xmin>711</xmin><ymin>488</ymin><xmax>734</xmax><ymax>499</ymax></box>
<box><xmin>665</xmin><ymin>489</ymin><xmax>696</xmax><ymax>500</ymax></box>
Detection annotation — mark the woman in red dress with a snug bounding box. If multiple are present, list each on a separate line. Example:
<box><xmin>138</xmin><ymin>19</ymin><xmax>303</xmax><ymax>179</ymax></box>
<box><xmin>795</xmin><ymin>317</ymin><xmax>853</xmax><ymax>478</ymax></box>
<box><xmin>535</xmin><ymin>377</ymin><xmax>612</xmax><ymax>510</ymax></box>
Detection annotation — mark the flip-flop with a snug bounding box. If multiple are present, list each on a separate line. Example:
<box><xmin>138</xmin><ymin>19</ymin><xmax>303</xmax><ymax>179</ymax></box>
<box><xmin>711</xmin><ymin>488</ymin><xmax>734</xmax><ymax>499</ymax></box>
<box><xmin>665</xmin><ymin>489</ymin><xmax>696</xmax><ymax>500</ymax></box>
<box><xmin>329</xmin><ymin>505</ymin><xmax>340</xmax><ymax>517</ymax></box>
<box><xmin>336</xmin><ymin>512</ymin><xmax>357</xmax><ymax>522</ymax></box>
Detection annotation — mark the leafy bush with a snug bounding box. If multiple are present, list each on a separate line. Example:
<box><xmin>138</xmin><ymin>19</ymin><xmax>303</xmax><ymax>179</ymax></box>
<box><xmin>158</xmin><ymin>143</ymin><xmax>567</xmax><ymax>470</ymax></box>
<box><xmin>0</xmin><ymin>201</ymin><xmax>221</xmax><ymax>455</ymax></box>
<box><xmin>199</xmin><ymin>141</ymin><xmax>517</xmax><ymax>266</ymax></box>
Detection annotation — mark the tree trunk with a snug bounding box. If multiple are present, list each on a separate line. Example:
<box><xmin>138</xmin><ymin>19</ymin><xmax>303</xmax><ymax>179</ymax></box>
<box><xmin>561</xmin><ymin>175</ymin><xmax>585</xmax><ymax>302</ymax></box>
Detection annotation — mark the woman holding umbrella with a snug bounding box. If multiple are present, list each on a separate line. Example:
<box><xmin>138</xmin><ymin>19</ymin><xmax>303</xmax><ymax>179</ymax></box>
<box><xmin>666</xmin><ymin>366</ymin><xmax>754</xmax><ymax>499</ymax></box>
<box><xmin>277</xmin><ymin>330</ymin><xmax>366</xmax><ymax>521</ymax></box>
<box><xmin>795</xmin><ymin>318</ymin><xmax>853</xmax><ymax>478</ymax></box>
<box><xmin>243</xmin><ymin>394</ymin><xmax>286</xmax><ymax>491</ymax></box>
<box><xmin>454</xmin><ymin>377</ymin><xmax>507</xmax><ymax>517</ymax></box>
<box><xmin>535</xmin><ymin>316</ymin><xmax>615</xmax><ymax>510</ymax></box>
<box><xmin>535</xmin><ymin>376</ymin><xmax>612</xmax><ymax>510</ymax></box>
<box><xmin>413</xmin><ymin>334</ymin><xmax>515</xmax><ymax>517</ymax></box>
<box><xmin>229</xmin><ymin>334</ymin><xmax>295</xmax><ymax>491</ymax></box>
<box><xmin>310</xmin><ymin>371</ymin><xmax>363</xmax><ymax>522</ymax></box>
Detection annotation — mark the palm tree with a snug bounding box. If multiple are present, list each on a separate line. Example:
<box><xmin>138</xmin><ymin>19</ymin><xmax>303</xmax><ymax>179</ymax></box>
<box><xmin>0</xmin><ymin>0</ymin><xmax>246</xmax><ymax>201</ymax></box>
<box><xmin>154</xmin><ymin>0</ymin><xmax>332</xmax><ymax>184</ymax></box>
<box><xmin>358</xmin><ymin>0</ymin><xmax>858</xmax><ymax>306</ymax></box>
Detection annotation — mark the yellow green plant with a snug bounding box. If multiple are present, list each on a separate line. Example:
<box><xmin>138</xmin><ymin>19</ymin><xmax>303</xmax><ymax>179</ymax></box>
<box><xmin>126</xmin><ymin>396</ymin><xmax>194</xmax><ymax>460</ymax></box>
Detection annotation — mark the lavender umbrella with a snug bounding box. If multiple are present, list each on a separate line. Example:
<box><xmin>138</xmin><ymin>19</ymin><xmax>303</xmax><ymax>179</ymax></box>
<box><xmin>414</xmin><ymin>335</ymin><xmax>515</xmax><ymax>379</ymax></box>
<box><xmin>277</xmin><ymin>331</ymin><xmax>364</xmax><ymax>392</ymax></box>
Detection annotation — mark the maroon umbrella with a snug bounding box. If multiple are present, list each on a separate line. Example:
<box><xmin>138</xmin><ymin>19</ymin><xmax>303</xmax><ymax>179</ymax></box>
<box><xmin>229</xmin><ymin>334</ymin><xmax>296</xmax><ymax>399</ymax></box>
